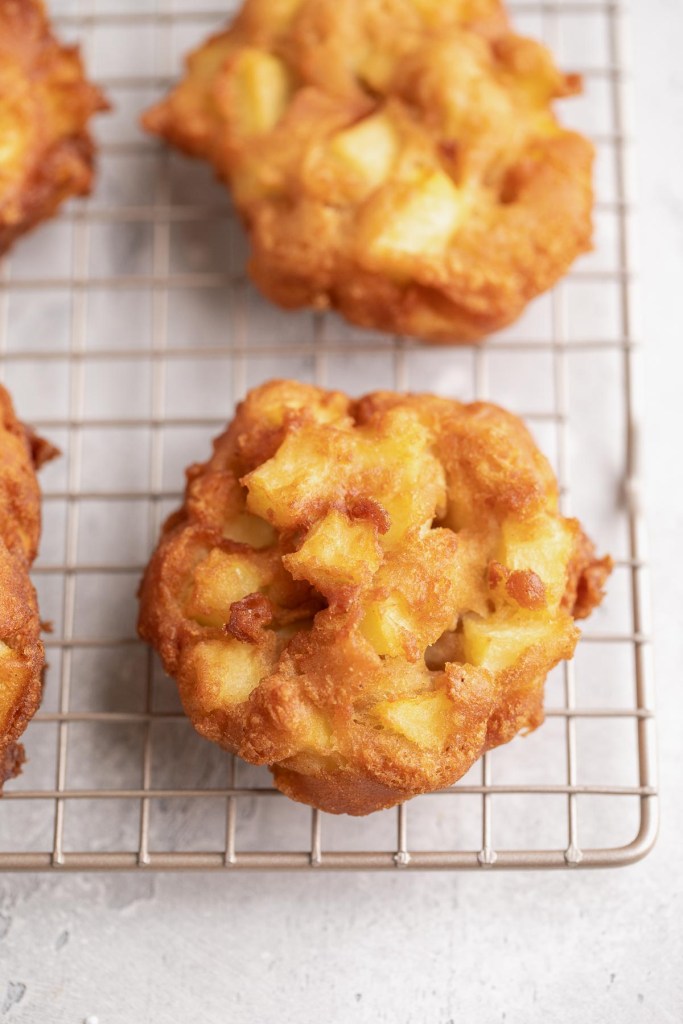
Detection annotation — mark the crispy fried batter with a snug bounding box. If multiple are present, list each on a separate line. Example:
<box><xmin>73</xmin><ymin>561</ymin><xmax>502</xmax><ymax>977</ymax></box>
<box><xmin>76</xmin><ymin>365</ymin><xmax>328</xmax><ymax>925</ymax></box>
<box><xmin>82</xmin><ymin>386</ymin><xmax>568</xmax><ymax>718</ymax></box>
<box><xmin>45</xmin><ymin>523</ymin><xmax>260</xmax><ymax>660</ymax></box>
<box><xmin>139</xmin><ymin>381</ymin><xmax>611</xmax><ymax>815</ymax></box>
<box><xmin>0</xmin><ymin>385</ymin><xmax>51</xmax><ymax>786</ymax></box>
<box><xmin>0</xmin><ymin>0</ymin><xmax>108</xmax><ymax>256</ymax></box>
<box><xmin>143</xmin><ymin>0</ymin><xmax>593</xmax><ymax>343</ymax></box>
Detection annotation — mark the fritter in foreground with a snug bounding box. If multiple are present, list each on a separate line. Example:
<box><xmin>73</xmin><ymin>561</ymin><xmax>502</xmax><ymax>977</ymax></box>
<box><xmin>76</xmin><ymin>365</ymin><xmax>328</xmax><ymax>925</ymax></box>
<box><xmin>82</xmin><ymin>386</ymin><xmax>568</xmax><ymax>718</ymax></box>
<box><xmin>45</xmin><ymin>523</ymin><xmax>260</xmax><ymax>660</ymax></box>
<box><xmin>143</xmin><ymin>0</ymin><xmax>593</xmax><ymax>343</ymax></box>
<box><xmin>0</xmin><ymin>0</ymin><xmax>108</xmax><ymax>256</ymax></box>
<box><xmin>139</xmin><ymin>381</ymin><xmax>611</xmax><ymax>815</ymax></box>
<box><xmin>0</xmin><ymin>385</ymin><xmax>53</xmax><ymax>785</ymax></box>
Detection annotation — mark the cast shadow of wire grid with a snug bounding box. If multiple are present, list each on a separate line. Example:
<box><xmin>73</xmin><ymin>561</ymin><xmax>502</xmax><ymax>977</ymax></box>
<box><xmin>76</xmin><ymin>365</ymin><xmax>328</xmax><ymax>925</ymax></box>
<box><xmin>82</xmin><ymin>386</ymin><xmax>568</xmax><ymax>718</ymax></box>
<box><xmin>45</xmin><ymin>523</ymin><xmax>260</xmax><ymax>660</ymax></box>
<box><xmin>0</xmin><ymin>0</ymin><xmax>657</xmax><ymax>870</ymax></box>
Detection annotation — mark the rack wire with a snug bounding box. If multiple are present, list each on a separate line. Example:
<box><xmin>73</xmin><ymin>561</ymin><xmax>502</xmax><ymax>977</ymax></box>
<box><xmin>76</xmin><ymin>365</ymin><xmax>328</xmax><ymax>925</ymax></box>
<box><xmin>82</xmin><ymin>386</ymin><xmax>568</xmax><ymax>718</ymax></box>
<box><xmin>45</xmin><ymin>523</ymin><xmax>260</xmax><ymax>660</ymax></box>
<box><xmin>0</xmin><ymin>0</ymin><xmax>657</xmax><ymax>870</ymax></box>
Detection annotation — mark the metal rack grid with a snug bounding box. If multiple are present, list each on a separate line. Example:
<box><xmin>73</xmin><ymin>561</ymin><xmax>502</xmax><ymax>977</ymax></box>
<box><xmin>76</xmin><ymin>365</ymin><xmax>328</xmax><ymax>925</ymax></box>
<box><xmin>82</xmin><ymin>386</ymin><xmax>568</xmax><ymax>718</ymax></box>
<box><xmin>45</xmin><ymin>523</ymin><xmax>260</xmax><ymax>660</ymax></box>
<box><xmin>0</xmin><ymin>0</ymin><xmax>657</xmax><ymax>870</ymax></box>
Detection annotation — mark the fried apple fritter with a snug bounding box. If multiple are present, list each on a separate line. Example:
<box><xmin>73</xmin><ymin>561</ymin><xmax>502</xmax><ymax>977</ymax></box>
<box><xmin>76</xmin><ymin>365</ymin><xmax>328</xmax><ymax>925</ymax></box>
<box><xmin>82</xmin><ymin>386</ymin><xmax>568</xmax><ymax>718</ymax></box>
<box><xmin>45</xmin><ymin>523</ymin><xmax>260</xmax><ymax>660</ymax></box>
<box><xmin>0</xmin><ymin>0</ymin><xmax>108</xmax><ymax>256</ymax></box>
<box><xmin>139</xmin><ymin>381</ymin><xmax>611</xmax><ymax>815</ymax></box>
<box><xmin>0</xmin><ymin>385</ymin><xmax>53</xmax><ymax>786</ymax></box>
<box><xmin>143</xmin><ymin>0</ymin><xmax>593</xmax><ymax>343</ymax></box>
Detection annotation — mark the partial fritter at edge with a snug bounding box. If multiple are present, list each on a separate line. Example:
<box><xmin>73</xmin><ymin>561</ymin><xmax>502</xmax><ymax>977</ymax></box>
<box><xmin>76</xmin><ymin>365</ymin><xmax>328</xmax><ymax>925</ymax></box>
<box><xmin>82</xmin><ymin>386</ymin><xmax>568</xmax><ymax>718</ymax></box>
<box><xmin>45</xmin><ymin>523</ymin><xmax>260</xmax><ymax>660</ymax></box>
<box><xmin>139</xmin><ymin>381</ymin><xmax>611</xmax><ymax>816</ymax></box>
<box><xmin>0</xmin><ymin>385</ymin><xmax>54</xmax><ymax>785</ymax></box>
<box><xmin>0</xmin><ymin>0</ymin><xmax>108</xmax><ymax>256</ymax></box>
<box><xmin>142</xmin><ymin>0</ymin><xmax>593</xmax><ymax>343</ymax></box>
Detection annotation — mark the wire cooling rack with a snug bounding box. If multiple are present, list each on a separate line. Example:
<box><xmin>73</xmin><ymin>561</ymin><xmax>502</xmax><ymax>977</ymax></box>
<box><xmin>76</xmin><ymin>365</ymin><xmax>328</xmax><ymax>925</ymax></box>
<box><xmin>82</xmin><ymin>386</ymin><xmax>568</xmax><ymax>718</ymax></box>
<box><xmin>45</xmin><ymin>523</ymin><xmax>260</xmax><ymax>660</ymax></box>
<box><xmin>0</xmin><ymin>0</ymin><xmax>657</xmax><ymax>871</ymax></box>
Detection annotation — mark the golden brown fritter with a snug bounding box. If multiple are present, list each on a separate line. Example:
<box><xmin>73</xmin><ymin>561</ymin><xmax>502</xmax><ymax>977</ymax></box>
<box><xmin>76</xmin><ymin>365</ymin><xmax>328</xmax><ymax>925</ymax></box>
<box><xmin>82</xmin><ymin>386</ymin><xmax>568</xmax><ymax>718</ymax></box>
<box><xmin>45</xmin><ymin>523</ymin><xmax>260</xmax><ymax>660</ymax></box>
<box><xmin>139</xmin><ymin>381</ymin><xmax>611</xmax><ymax>815</ymax></box>
<box><xmin>0</xmin><ymin>385</ymin><xmax>53</xmax><ymax>786</ymax></box>
<box><xmin>143</xmin><ymin>0</ymin><xmax>593</xmax><ymax>343</ymax></box>
<box><xmin>0</xmin><ymin>0</ymin><xmax>108</xmax><ymax>256</ymax></box>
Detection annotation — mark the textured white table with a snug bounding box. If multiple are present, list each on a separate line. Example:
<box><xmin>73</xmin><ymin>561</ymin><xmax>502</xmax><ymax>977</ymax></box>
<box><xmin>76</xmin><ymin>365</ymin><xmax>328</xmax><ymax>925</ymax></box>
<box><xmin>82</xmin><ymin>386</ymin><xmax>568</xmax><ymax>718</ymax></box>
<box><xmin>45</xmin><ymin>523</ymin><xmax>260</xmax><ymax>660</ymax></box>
<box><xmin>1</xmin><ymin>2</ymin><xmax>681</xmax><ymax>1021</ymax></box>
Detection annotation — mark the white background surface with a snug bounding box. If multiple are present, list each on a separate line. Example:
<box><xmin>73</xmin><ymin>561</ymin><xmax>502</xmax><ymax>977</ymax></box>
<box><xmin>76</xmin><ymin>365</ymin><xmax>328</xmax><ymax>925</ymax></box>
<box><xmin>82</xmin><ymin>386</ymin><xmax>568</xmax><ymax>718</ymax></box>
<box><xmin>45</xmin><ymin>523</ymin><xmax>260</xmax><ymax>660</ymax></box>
<box><xmin>1</xmin><ymin>1</ymin><xmax>682</xmax><ymax>1021</ymax></box>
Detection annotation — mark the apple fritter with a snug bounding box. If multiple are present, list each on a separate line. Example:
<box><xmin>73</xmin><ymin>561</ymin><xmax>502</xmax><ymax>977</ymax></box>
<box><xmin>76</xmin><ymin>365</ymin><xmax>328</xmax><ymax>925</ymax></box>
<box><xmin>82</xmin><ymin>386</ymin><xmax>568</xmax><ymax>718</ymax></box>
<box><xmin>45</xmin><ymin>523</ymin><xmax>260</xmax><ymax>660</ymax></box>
<box><xmin>0</xmin><ymin>385</ymin><xmax>53</xmax><ymax>786</ymax></box>
<box><xmin>139</xmin><ymin>381</ymin><xmax>611</xmax><ymax>816</ymax></box>
<box><xmin>143</xmin><ymin>0</ymin><xmax>593</xmax><ymax>343</ymax></box>
<box><xmin>0</xmin><ymin>0</ymin><xmax>108</xmax><ymax>256</ymax></box>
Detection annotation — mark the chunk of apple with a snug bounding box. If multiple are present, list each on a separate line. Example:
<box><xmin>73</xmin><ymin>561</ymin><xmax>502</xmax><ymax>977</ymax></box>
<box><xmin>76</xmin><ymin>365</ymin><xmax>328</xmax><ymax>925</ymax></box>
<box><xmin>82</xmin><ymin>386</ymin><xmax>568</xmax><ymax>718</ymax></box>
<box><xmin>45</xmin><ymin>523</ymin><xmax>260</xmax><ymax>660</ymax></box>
<box><xmin>188</xmin><ymin>638</ymin><xmax>271</xmax><ymax>706</ymax></box>
<box><xmin>500</xmin><ymin>514</ymin><xmax>574</xmax><ymax>609</ymax></box>
<box><xmin>227</xmin><ymin>48</ymin><xmax>291</xmax><ymax>136</ymax></box>
<box><xmin>374</xmin><ymin>690</ymin><xmax>453</xmax><ymax>750</ymax></box>
<box><xmin>284</xmin><ymin>510</ymin><xmax>382</xmax><ymax>596</ymax></box>
<box><xmin>359</xmin><ymin>169</ymin><xmax>466</xmax><ymax>272</ymax></box>
<box><xmin>330</xmin><ymin>112</ymin><xmax>399</xmax><ymax>195</ymax></box>
<box><xmin>463</xmin><ymin>610</ymin><xmax>564</xmax><ymax>673</ymax></box>
<box><xmin>186</xmin><ymin>549</ymin><xmax>267</xmax><ymax>627</ymax></box>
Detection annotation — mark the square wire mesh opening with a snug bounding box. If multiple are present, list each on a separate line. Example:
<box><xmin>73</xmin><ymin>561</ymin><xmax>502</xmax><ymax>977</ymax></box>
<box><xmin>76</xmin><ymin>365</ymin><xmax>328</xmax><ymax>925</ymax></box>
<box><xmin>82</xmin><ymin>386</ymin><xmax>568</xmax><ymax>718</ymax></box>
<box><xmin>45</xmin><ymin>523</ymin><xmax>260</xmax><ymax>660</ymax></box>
<box><xmin>0</xmin><ymin>0</ymin><xmax>657</xmax><ymax>871</ymax></box>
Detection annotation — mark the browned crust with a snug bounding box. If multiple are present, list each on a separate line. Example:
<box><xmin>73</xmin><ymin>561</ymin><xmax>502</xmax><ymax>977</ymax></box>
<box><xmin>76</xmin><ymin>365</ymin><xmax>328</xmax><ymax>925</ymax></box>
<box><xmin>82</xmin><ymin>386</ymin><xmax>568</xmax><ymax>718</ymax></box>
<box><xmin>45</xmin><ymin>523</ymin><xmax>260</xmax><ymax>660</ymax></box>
<box><xmin>142</xmin><ymin>0</ymin><xmax>593</xmax><ymax>344</ymax></box>
<box><xmin>227</xmin><ymin>592</ymin><xmax>274</xmax><ymax>644</ymax></box>
<box><xmin>139</xmin><ymin>381</ymin><xmax>611</xmax><ymax>816</ymax></box>
<box><xmin>0</xmin><ymin>383</ymin><xmax>52</xmax><ymax>788</ymax></box>
<box><xmin>564</xmin><ymin>527</ymin><xmax>613</xmax><ymax>621</ymax></box>
<box><xmin>1</xmin><ymin>740</ymin><xmax>26</xmax><ymax>785</ymax></box>
<box><xmin>0</xmin><ymin>0</ymin><xmax>109</xmax><ymax>257</ymax></box>
<box><xmin>272</xmin><ymin>763</ymin><xmax>413</xmax><ymax>818</ymax></box>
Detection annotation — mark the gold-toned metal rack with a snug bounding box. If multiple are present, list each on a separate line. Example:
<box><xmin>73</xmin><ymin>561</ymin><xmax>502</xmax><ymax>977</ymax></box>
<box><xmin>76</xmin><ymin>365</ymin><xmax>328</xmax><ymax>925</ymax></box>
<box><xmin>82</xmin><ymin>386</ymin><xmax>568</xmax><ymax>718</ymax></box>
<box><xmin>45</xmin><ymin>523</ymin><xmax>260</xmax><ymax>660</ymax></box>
<box><xmin>0</xmin><ymin>0</ymin><xmax>656</xmax><ymax>870</ymax></box>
